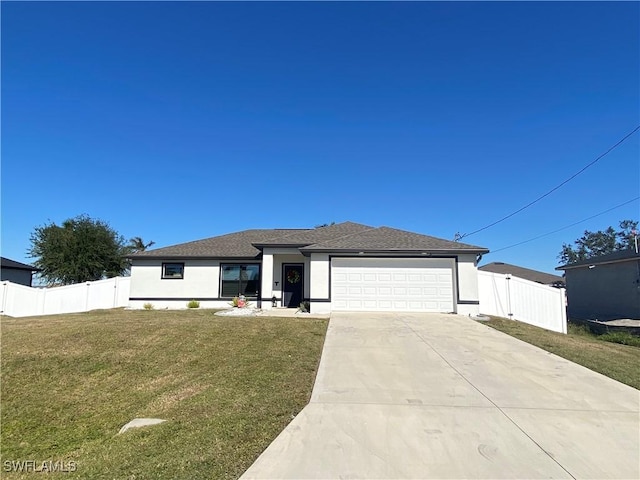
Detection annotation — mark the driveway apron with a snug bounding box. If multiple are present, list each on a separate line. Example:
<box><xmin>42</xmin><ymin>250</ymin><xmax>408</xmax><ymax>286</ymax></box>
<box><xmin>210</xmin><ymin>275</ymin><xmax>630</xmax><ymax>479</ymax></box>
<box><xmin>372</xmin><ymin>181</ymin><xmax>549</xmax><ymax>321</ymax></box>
<box><xmin>241</xmin><ymin>312</ymin><xmax>639</xmax><ymax>479</ymax></box>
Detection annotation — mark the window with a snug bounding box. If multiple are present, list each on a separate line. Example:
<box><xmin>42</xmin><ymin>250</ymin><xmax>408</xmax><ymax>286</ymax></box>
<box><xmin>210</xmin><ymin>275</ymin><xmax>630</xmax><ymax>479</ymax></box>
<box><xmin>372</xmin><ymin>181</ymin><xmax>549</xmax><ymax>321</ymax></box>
<box><xmin>221</xmin><ymin>264</ymin><xmax>260</xmax><ymax>297</ymax></box>
<box><xmin>162</xmin><ymin>263</ymin><xmax>184</xmax><ymax>279</ymax></box>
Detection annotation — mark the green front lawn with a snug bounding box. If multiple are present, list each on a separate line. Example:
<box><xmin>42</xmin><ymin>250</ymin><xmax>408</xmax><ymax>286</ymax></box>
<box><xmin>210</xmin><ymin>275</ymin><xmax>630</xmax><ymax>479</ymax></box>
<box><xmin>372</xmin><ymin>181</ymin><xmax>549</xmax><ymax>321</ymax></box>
<box><xmin>1</xmin><ymin>309</ymin><xmax>328</xmax><ymax>479</ymax></box>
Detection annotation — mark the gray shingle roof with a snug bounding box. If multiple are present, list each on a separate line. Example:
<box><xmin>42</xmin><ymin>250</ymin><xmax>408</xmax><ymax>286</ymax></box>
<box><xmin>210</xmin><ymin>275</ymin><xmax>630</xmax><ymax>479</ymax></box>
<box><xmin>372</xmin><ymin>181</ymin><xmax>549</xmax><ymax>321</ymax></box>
<box><xmin>254</xmin><ymin>222</ymin><xmax>373</xmax><ymax>246</ymax></box>
<box><xmin>479</xmin><ymin>262</ymin><xmax>564</xmax><ymax>285</ymax></box>
<box><xmin>556</xmin><ymin>249</ymin><xmax>640</xmax><ymax>270</ymax></box>
<box><xmin>300</xmin><ymin>226</ymin><xmax>488</xmax><ymax>253</ymax></box>
<box><xmin>130</xmin><ymin>222</ymin><xmax>489</xmax><ymax>259</ymax></box>
<box><xmin>129</xmin><ymin>229</ymin><xmax>305</xmax><ymax>259</ymax></box>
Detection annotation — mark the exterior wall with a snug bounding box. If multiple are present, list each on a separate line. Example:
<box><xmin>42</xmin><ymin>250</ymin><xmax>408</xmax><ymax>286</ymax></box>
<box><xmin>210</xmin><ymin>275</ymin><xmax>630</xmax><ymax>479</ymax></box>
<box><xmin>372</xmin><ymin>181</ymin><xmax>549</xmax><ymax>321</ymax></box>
<box><xmin>128</xmin><ymin>299</ymin><xmax>232</xmax><ymax>310</ymax></box>
<box><xmin>309</xmin><ymin>254</ymin><xmax>480</xmax><ymax>315</ymax></box>
<box><xmin>1</xmin><ymin>268</ymin><xmax>33</xmax><ymax>287</ymax></box>
<box><xmin>127</xmin><ymin>253</ymin><xmax>484</xmax><ymax>315</ymax></box>
<box><xmin>310</xmin><ymin>253</ymin><xmax>331</xmax><ymax>314</ymax></box>
<box><xmin>565</xmin><ymin>261</ymin><xmax>640</xmax><ymax>320</ymax></box>
<box><xmin>261</xmin><ymin>248</ymin><xmax>309</xmax><ymax>308</ymax></box>
<box><xmin>456</xmin><ymin>254</ymin><xmax>481</xmax><ymax>315</ymax></box>
<box><xmin>260</xmin><ymin>253</ymin><xmax>274</xmax><ymax>308</ymax></box>
<box><xmin>129</xmin><ymin>259</ymin><xmax>230</xmax><ymax>309</ymax></box>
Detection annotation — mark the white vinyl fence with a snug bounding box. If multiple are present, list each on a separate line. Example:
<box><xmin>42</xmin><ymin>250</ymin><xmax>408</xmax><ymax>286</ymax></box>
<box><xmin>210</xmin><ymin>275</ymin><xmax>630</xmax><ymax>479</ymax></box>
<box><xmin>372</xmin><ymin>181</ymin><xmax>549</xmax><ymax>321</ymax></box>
<box><xmin>478</xmin><ymin>270</ymin><xmax>567</xmax><ymax>333</ymax></box>
<box><xmin>1</xmin><ymin>277</ymin><xmax>131</xmax><ymax>318</ymax></box>
<box><xmin>2</xmin><ymin>272</ymin><xmax>568</xmax><ymax>331</ymax></box>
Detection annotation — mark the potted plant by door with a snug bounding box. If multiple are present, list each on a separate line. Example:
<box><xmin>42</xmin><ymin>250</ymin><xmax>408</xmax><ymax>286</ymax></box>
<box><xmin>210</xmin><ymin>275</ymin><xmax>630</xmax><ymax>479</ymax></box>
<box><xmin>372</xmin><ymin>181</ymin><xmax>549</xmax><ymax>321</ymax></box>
<box><xmin>237</xmin><ymin>295</ymin><xmax>246</xmax><ymax>308</ymax></box>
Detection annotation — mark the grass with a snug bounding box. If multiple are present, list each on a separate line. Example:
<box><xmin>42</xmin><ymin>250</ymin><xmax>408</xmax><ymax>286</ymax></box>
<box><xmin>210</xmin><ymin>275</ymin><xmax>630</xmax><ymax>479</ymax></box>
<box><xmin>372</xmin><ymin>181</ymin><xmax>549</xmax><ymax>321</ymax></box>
<box><xmin>484</xmin><ymin>317</ymin><xmax>640</xmax><ymax>390</ymax></box>
<box><xmin>1</xmin><ymin>309</ymin><xmax>328</xmax><ymax>479</ymax></box>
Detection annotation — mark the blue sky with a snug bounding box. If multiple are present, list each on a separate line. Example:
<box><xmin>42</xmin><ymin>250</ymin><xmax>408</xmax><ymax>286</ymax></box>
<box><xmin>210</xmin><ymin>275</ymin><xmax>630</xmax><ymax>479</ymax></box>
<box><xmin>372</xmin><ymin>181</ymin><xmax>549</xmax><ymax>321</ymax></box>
<box><xmin>2</xmin><ymin>1</ymin><xmax>638</xmax><ymax>275</ymax></box>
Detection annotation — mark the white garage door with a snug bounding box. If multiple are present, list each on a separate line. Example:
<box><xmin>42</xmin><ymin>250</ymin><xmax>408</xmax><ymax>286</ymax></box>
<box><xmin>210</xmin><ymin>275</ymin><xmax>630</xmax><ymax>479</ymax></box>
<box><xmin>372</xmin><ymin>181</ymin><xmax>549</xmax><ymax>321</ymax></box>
<box><xmin>331</xmin><ymin>257</ymin><xmax>454</xmax><ymax>312</ymax></box>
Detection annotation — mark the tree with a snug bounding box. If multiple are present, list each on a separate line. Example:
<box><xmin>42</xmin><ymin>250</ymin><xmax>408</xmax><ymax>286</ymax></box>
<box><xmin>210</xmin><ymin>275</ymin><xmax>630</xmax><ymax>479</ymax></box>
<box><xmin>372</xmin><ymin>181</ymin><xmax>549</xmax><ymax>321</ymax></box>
<box><xmin>127</xmin><ymin>236</ymin><xmax>155</xmax><ymax>254</ymax></box>
<box><xmin>29</xmin><ymin>214</ymin><xmax>131</xmax><ymax>285</ymax></box>
<box><xmin>315</xmin><ymin>222</ymin><xmax>336</xmax><ymax>228</ymax></box>
<box><xmin>558</xmin><ymin>219</ymin><xmax>638</xmax><ymax>265</ymax></box>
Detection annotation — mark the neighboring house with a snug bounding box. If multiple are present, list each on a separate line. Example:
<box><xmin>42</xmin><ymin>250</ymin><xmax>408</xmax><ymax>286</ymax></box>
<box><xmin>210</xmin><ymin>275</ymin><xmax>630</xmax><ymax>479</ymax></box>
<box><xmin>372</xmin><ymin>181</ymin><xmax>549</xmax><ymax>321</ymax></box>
<box><xmin>556</xmin><ymin>249</ymin><xmax>640</xmax><ymax>320</ymax></box>
<box><xmin>128</xmin><ymin>221</ymin><xmax>489</xmax><ymax>315</ymax></box>
<box><xmin>1</xmin><ymin>257</ymin><xmax>40</xmax><ymax>287</ymax></box>
<box><xmin>479</xmin><ymin>262</ymin><xmax>565</xmax><ymax>287</ymax></box>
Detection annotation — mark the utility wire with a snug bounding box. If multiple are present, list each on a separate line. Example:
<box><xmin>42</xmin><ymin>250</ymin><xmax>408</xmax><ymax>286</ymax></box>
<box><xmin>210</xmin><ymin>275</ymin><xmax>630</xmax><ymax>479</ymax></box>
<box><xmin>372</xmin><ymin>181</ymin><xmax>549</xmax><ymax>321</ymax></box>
<box><xmin>458</xmin><ymin>125</ymin><xmax>640</xmax><ymax>240</ymax></box>
<box><xmin>486</xmin><ymin>196</ymin><xmax>640</xmax><ymax>254</ymax></box>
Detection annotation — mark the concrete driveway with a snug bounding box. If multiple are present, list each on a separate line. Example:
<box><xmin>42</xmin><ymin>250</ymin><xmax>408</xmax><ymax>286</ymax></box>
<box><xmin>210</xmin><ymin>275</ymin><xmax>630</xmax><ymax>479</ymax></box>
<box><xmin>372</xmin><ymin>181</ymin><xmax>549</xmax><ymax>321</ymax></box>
<box><xmin>241</xmin><ymin>312</ymin><xmax>639</xmax><ymax>479</ymax></box>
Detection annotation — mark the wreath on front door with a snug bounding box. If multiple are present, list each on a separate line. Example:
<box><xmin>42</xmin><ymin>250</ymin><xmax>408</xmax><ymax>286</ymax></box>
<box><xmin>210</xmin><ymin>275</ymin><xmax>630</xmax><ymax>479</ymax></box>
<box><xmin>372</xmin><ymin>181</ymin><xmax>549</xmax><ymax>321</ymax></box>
<box><xmin>286</xmin><ymin>270</ymin><xmax>301</xmax><ymax>284</ymax></box>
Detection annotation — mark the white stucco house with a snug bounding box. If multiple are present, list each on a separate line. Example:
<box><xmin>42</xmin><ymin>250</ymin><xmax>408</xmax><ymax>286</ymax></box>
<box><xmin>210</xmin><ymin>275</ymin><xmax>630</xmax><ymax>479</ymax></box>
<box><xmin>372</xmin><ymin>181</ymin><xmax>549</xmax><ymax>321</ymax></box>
<box><xmin>128</xmin><ymin>222</ymin><xmax>489</xmax><ymax>315</ymax></box>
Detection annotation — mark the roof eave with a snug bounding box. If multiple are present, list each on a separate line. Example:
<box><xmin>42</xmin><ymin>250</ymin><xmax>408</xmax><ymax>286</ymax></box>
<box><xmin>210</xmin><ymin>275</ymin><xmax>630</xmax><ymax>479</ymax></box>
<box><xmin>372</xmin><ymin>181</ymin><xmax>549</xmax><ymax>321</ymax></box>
<box><xmin>128</xmin><ymin>254</ymin><xmax>261</xmax><ymax>261</ymax></box>
<box><xmin>252</xmin><ymin>243</ymin><xmax>310</xmax><ymax>249</ymax></box>
<box><xmin>557</xmin><ymin>255</ymin><xmax>640</xmax><ymax>271</ymax></box>
<box><xmin>299</xmin><ymin>247</ymin><xmax>489</xmax><ymax>256</ymax></box>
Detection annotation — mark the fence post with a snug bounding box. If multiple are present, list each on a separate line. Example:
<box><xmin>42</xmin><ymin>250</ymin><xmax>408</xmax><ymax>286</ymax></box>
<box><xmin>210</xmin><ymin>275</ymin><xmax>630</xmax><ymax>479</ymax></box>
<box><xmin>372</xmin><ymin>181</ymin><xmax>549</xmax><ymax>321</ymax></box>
<box><xmin>560</xmin><ymin>288</ymin><xmax>568</xmax><ymax>334</ymax></box>
<box><xmin>85</xmin><ymin>282</ymin><xmax>91</xmax><ymax>311</ymax></box>
<box><xmin>505</xmin><ymin>274</ymin><xmax>513</xmax><ymax>318</ymax></box>
<box><xmin>38</xmin><ymin>287</ymin><xmax>46</xmax><ymax>316</ymax></box>
<box><xmin>113</xmin><ymin>277</ymin><xmax>119</xmax><ymax>308</ymax></box>
<box><xmin>1</xmin><ymin>281</ymin><xmax>7</xmax><ymax>314</ymax></box>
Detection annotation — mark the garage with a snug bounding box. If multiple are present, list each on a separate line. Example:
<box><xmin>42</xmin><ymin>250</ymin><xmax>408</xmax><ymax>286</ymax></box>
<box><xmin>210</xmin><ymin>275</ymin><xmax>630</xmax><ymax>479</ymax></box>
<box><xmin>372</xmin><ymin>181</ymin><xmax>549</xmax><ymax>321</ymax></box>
<box><xmin>331</xmin><ymin>257</ymin><xmax>455</xmax><ymax>312</ymax></box>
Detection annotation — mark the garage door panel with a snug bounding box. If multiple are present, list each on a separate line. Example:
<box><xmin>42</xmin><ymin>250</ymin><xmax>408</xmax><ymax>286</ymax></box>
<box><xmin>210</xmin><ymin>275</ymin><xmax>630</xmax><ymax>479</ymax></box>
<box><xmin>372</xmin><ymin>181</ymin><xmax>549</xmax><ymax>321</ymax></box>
<box><xmin>334</xmin><ymin>273</ymin><xmax>348</xmax><ymax>282</ymax></box>
<box><xmin>332</xmin><ymin>257</ymin><xmax>454</xmax><ymax>312</ymax></box>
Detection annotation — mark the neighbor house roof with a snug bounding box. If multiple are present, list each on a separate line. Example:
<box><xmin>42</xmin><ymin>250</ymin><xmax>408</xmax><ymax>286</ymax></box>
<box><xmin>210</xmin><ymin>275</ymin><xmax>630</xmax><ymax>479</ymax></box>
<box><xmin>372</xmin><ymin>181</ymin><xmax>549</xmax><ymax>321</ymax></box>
<box><xmin>479</xmin><ymin>262</ymin><xmax>564</xmax><ymax>285</ymax></box>
<box><xmin>556</xmin><ymin>249</ymin><xmax>640</xmax><ymax>270</ymax></box>
<box><xmin>0</xmin><ymin>257</ymin><xmax>40</xmax><ymax>271</ymax></box>
<box><xmin>129</xmin><ymin>222</ymin><xmax>488</xmax><ymax>259</ymax></box>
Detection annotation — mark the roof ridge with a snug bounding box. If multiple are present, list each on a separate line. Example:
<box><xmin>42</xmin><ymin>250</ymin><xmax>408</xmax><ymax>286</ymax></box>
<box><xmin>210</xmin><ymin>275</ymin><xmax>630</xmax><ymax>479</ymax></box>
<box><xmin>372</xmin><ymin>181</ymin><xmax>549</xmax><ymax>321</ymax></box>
<box><xmin>306</xmin><ymin>224</ymin><xmax>378</xmax><ymax>248</ymax></box>
<box><xmin>253</xmin><ymin>221</ymin><xmax>374</xmax><ymax>245</ymax></box>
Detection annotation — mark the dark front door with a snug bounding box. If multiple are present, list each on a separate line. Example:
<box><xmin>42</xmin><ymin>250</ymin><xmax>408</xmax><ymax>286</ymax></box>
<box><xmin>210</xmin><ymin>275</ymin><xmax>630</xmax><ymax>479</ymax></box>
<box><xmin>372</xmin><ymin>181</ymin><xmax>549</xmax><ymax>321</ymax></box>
<box><xmin>283</xmin><ymin>264</ymin><xmax>303</xmax><ymax>308</ymax></box>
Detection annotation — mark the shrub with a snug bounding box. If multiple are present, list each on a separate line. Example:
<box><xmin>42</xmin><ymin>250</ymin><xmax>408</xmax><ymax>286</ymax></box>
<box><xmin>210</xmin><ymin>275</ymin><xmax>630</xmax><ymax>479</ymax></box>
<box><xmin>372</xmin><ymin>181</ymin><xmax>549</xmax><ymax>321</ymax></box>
<box><xmin>187</xmin><ymin>300</ymin><xmax>200</xmax><ymax>308</ymax></box>
<box><xmin>187</xmin><ymin>300</ymin><xmax>200</xmax><ymax>309</ymax></box>
<box><xmin>143</xmin><ymin>303</ymin><xmax>154</xmax><ymax>310</ymax></box>
<box><xmin>229</xmin><ymin>296</ymin><xmax>251</xmax><ymax>308</ymax></box>
<box><xmin>598</xmin><ymin>332</ymin><xmax>640</xmax><ymax>347</ymax></box>
<box><xmin>298</xmin><ymin>301</ymin><xmax>310</xmax><ymax>313</ymax></box>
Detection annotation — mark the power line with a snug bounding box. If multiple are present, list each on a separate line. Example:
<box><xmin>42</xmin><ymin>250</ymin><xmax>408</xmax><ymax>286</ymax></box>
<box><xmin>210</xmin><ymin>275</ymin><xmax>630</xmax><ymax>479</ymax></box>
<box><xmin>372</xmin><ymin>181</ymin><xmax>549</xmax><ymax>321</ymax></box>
<box><xmin>458</xmin><ymin>125</ymin><xmax>640</xmax><ymax>240</ymax></box>
<box><xmin>486</xmin><ymin>196</ymin><xmax>640</xmax><ymax>255</ymax></box>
